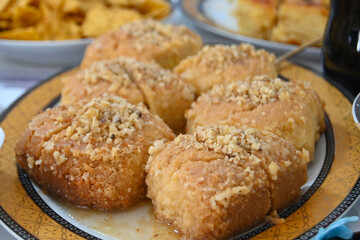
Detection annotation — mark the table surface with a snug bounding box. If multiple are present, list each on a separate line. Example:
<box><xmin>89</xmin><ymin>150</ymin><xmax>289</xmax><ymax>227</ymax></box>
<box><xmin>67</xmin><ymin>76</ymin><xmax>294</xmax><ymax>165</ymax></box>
<box><xmin>0</xmin><ymin>3</ymin><xmax>359</xmax><ymax>239</ymax></box>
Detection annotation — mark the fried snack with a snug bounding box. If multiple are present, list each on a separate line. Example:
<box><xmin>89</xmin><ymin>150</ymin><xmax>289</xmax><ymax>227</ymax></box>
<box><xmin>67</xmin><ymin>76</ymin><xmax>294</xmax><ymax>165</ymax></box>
<box><xmin>271</xmin><ymin>0</ymin><xmax>329</xmax><ymax>45</ymax></box>
<box><xmin>186</xmin><ymin>76</ymin><xmax>325</xmax><ymax>160</ymax></box>
<box><xmin>61</xmin><ymin>59</ymin><xmax>144</xmax><ymax>106</ymax></box>
<box><xmin>81</xmin><ymin>19</ymin><xmax>203</xmax><ymax>69</ymax></box>
<box><xmin>233</xmin><ymin>0</ymin><xmax>278</xmax><ymax>39</ymax></box>
<box><xmin>173</xmin><ymin>44</ymin><xmax>277</xmax><ymax>95</ymax></box>
<box><xmin>81</xmin><ymin>4</ymin><xmax>142</xmax><ymax>37</ymax></box>
<box><xmin>36</xmin><ymin>1</ymin><xmax>82</xmax><ymax>40</ymax></box>
<box><xmin>146</xmin><ymin>125</ymin><xmax>309</xmax><ymax>239</ymax></box>
<box><xmin>108</xmin><ymin>0</ymin><xmax>171</xmax><ymax>19</ymax></box>
<box><xmin>0</xmin><ymin>26</ymin><xmax>41</xmax><ymax>40</ymax></box>
<box><xmin>15</xmin><ymin>95</ymin><xmax>175</xmax><ymax>210</ymax></box>
<box><xmin>0</xmin><ymin>0</ymin><xmax>171</xmax><ymax>40</ymax></box>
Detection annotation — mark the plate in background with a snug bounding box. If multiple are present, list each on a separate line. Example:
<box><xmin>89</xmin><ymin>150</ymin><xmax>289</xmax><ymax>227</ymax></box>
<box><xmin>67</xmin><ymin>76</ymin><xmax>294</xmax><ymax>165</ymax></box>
<box><xmin>180</xmin><ymin>0</ymin><xmax>322</xmax><ymax>59</ymax></box>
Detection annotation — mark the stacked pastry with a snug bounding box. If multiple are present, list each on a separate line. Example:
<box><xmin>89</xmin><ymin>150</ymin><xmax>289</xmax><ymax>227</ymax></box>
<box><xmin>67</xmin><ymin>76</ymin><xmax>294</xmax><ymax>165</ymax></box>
<box><xmin>233</xmin><ymin>0</ymin><xmax>329</xmax><ymax>45</ymax></box>
<box><xmin>16</xmin><ymin>20</ymin><xmax>201</xmax><ymax>210</ymax></box>
<box><xmin>185</xmin><ymin>76</ymin><xmax>325</xmax><ymax>159</ymax></box>
<box><xmin>62</xmin><ymin>57</ymin><xmax>195</xmax><ymax>133</ymax></box>
<box><xmin>146</xmin><ymin>65</ymin><xmax>324</xmax><ymax>239</ymax></box>
<box><xmin>15</xmin><ymin>20</ymin><xmax>326</xmax><ymax>240</ymax></box>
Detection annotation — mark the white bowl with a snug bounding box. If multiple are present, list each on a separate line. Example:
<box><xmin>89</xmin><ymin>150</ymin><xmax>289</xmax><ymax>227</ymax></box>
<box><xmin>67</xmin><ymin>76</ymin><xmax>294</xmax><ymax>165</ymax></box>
<box><xmin>0</xmin><ymin>38</ymin><xmax>93</xmax><ymax>66</ymax></box>
<box><xmin>353</xmin><ymin>92</ymin><xmax>360</xmax><ymax>124</ymax></box>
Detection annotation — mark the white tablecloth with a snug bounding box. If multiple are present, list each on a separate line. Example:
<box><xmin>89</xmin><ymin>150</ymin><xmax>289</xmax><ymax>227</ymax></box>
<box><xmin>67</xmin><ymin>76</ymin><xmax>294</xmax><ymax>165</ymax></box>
<box><xmin>0</xmin><ymin>3</ymin><xmax>359</xmax><ymax>239</ymax></box>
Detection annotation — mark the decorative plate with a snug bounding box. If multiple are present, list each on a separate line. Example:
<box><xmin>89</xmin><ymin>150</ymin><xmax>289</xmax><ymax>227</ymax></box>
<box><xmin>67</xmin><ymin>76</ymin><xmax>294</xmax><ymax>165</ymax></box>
<box><xmin>180</xmin><ymin>0</ymin><xmax>321</xmax><ymax>59</ymax></box>
<box><xmin>0</xmin><ymin>63</ymin><xmax>359</xmax><ymax>240</ymax></box>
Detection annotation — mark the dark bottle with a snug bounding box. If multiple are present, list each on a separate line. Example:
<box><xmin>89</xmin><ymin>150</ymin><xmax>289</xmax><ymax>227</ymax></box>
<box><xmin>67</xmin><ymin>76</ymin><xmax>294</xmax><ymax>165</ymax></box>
<box><xmin>322</xmin><ymin>0</ymin><xmax>360</xmax><ymax>95</ymax></box>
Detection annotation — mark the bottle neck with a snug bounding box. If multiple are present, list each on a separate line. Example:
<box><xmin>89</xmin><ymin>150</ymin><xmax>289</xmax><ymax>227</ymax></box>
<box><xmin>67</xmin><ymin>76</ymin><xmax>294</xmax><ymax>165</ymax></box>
<box><xmin>330</xmin><ymin>0</ymin><xmax>360</xmax><ymax>19</ymax></box>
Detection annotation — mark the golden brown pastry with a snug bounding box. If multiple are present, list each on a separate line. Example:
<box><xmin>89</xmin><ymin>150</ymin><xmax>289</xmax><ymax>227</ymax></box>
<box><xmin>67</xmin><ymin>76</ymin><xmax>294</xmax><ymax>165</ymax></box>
<box><xmin>81</xmin><ymin>19</ymin><xmax>203</xmax><ymax>69</ymax></box>
<box><xmin>233</xmin><ymin>0</ymin><xmax>279</xmax><ymax>39</ymax></box>
<box><xmin>146</xmin><ymin>125</ymin><xmax>309</xmax><ymax>240</ymax></box>
<box><xmin>186</xmin><ymin>76</ymin><xmax>325</xmax><ymax>160</ymax></box>
<box><xmin>110</xmin><ymin>57</ymin><xmax>195</xmax><ymax>133</ymax></box>
<box><xmin>16</xmin><ymin>95</ymin><xmax>175</xmax><ymax>210</ymax></box>
<box><xmin>61</xmin><ymin>59</ymin><xmax>144</xmax><ymax>105</ymax></box>
<box><xmin>271</xmin><ymin>0</ymin><xmax>329</xmax><ymax>45</ymax></box>
<box><xmin>63</xmin><ymin>57</ymin><xmax>195</xmax><ymax>133</ymax></box>
<box><xmin>173</xmin><ymin>44</ymin><xmax>277</xmax><ymax>95</ymax></box>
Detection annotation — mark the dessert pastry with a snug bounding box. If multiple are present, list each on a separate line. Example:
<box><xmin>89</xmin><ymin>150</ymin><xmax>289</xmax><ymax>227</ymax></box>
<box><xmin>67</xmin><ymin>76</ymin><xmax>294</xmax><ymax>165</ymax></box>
<box><xmin>233</xmin><ymin>0</ymin><xmax>279</xmax><ymax>39</ymax></box>
<box><xmin>186</xmin><ymin>76</ymin><xmax>325</xmax><ymax>160</ymax></box>
<box><xmin>233</xmin><ymin>0</ymin><xmax>329</xmax><ymax>45</ymax></box>
<box><xmin>81</xmin><ymin>19</ymin><xmax>203</xmax><ymax>69</ymax></box>
<box><xmin>62</xmin><ymin>57</ymin><xmax>195</xmax><ymax>133</ymax></box>
<box><xmin>15</xmin><ymin>95</ymin><xmax>175</xmax><ymax>210</ymax></box>
<box><xmin>173</xmin><ymin>44</ymin><xmax>277</xmax><ymax>95</ymax></box>
<box><xmin>146</xmin><ymin>125</ymin><xmax>309</xmax><ymax>240</ymax></box>
<box><xmin>271</xmin><ymin>0</ymin><xmax>329</xmax><ymax>45</ymax></box>
<box><xmin>111</xmin><ymin>57</ymin><xmax>195</xmax><ymax>133</ymax></box>
<box><xmin>61</xmin><ymin>59</ymin><xmax>144</xmax><ymax>106</ymax></box>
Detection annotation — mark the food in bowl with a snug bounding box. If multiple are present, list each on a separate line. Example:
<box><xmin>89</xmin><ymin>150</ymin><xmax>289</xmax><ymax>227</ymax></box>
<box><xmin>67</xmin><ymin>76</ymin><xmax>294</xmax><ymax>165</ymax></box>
<box><xmin>0</xmin><ymin>0</ymin><xmax>171</xmax><ymax>40</ymax></box>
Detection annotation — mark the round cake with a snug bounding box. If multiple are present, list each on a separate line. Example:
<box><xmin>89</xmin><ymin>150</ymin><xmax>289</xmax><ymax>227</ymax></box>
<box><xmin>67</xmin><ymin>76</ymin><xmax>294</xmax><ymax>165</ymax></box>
<box><xmin>146</xmin><ymin>125</ymin><xmax>309</xmax><ymax>239</ymax></box>
<box><xmin>15</xmin><ymin>95</ymin><xmax>175</xmax><ymax>210</ymax></box>
<box><xmin>81</xmin><ymin>19</ymin><xmax>203</xmax><ymax>69</ymax></box>
<box><xmin>61</xmin><ymin>59</ymin><xmax>144</xmax><ymax>105</ymax></box>
<box><xmin>173</xmin><ymin>44</ymin><xmax>277</xmax><ymax>95</ymax></box>
<box><xmin>186</xmin><ymin>75</ymin><xmax>325</xmax><ymax>160</ymax></box>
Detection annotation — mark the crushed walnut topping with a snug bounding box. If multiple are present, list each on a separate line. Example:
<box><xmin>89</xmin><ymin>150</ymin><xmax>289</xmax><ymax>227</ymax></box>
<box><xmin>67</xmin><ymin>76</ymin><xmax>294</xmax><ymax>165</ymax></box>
<box><xmin>82</xmin><ymin>60</ymin><xmax>134</xmax><ymax>93</ymax></box>
<box><xmin>199</xmin><ymin>75</ymin><xmax>295</xmax><ymax>110</ymax></box>
<box><xmin>160</xmin><ymin>125</ymin><xmax>268</xmax><ymax>168</ymax></box>
<box><xmin>175</xmin><ymin>44</ymin><xmax>275</xmax><ymax>73</ymax></box>
<box><xmin>149</xmin><ymin>125</ymin><xmax>271</xmax><ymax>210</ymax></box>
<box><xmin>41</xmin><ymin>95</ymin><xmax>149</xmax><ymax>165</ymax></box>
<box><xmin>118</xmin><ymin>19</ymin><xmax>197</xmax><ymax>50</ymax></box>
<box><xmin>148</xmin><ymin>139</ymin><xmax>166</xmax><ymax>155</ymax></box>
<box><xmin>110</xmin><ymin>57</ymin><xmax>194</xmax><ymax>97</ymax></box>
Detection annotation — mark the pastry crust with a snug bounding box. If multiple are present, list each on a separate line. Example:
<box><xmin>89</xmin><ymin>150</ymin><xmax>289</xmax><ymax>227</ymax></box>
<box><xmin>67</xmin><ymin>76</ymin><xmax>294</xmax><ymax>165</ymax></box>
<box><xmin>146</xmin><ymin>125</ymin><xmax>308</xmax><ymax>240</ymax></box>
<box><xmin>15</xmin><ymin>95</ymin><xmax>175</xmax><ymax>210</ymax></box>
<box><xmin>61</xmin><ymin>60</ymin><xmax>144</xmax><ymax>105</ymax></box>
<box><xmin>112</xmin><ymin>58</ymin><xmax>195</xmax><ymax>133</ymax></box>
<box><xmin>62</xmin><ymin>57</ymin><xmax>195</xmax><ymax>133</ymax></box>
<box><xmin>271</xmin><ymin>0</ymin><xmax>328</xmax><ymax>45</ymax></box>
<box><xmin>233</xmin><ymin>0</ymin><xmax>279</xmax><ymax>39</ymax></box>
<box><xmin>186</xmin><ymin>75</ymin><xmax>325</xmax><ymax>160</ymax></box>
<box><xmin>81</xmin><ymin>19</ymin><xmax>203</xmax><ymax>69</ymax></box>
<box><xmin>174</xmin><ymin>44</ymin><xmax>277</xmax><ymax>95</ymax></box>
